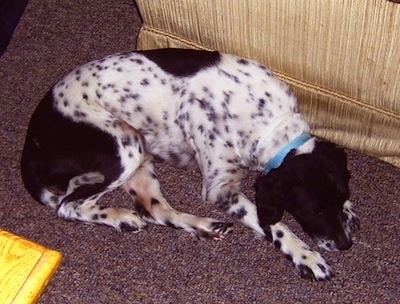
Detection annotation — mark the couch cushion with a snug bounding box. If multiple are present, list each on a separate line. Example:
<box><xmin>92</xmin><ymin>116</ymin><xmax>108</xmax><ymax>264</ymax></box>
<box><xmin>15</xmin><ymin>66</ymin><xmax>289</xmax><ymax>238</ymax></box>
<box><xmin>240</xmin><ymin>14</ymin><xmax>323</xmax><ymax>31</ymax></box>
<box><xmin>136</xmin><ymin>0</ymin><xmax>400</xmax><ymax>167</ymax></box>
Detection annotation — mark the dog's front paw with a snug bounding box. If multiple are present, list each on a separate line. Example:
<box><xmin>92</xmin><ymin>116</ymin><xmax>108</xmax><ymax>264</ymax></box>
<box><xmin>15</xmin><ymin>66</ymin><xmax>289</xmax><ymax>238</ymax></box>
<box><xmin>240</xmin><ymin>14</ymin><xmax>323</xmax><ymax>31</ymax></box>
<box><xmin>290</xmin><ymin>249</ymin><xmax>333</xmax><ymax>281</ymax></box>
<box><xmin>270</xmin><ymin>223</ymin><xmax>333</xmax><ymax>281</ymax></box>
<box><xmin>343</xmin><ymin>200</ymin><xmax>360</xmax><ymax>235</ymax></box>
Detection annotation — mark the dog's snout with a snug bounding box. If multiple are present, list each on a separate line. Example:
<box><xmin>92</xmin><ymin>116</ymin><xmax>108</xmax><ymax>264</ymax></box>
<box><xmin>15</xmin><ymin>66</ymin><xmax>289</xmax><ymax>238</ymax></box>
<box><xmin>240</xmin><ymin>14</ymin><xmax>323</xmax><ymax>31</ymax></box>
<box><xmin>336</xmin><ymin>236</ymin><xmax>353</xmax><ymax>251</ymax></box>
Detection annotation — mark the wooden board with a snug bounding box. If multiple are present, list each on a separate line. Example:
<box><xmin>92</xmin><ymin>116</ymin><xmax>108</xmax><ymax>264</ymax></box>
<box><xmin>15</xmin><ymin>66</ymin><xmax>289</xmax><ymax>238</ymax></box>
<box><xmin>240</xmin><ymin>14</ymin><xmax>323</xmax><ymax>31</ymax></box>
<box><xmin>0</xmin><ymin>229</ymin><xmax>62</xmax><ymax>304</ymax></box>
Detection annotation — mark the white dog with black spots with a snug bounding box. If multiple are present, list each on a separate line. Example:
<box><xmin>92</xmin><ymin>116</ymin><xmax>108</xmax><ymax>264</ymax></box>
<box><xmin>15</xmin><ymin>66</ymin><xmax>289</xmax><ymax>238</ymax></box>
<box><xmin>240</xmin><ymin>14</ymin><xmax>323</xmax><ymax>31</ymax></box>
<box><xmin>21</xmin><ymin>48</ymin><xmax>360</xmax><ymax>281</ymax></box>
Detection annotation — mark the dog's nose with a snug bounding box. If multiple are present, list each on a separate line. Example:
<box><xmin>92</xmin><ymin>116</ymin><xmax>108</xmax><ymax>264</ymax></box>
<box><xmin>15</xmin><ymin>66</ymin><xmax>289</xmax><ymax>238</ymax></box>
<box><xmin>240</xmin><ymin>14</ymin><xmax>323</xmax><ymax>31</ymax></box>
<box><xmin>336</xmin><ymin>238</ymin><xmax>353</xmax><ymax>251</ymax></box>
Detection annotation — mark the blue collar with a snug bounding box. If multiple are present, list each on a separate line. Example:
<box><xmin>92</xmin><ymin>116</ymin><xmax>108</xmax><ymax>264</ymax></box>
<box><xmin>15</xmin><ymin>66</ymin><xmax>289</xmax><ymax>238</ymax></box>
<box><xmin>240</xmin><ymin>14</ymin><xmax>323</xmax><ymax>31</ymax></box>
<box><xmin>262</xmin><ymin>133</ymin><xmax>312</xmax><ymax>176</ymax></box>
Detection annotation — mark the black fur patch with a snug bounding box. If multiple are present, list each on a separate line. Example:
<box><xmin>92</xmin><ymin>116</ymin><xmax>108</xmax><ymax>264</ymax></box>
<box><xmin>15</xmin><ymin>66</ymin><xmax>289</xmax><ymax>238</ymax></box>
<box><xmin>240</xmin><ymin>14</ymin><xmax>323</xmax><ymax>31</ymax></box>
<box><xmin>139</xmin><ymin>48</ymin><xmax>220</xmax><ymax>77</ymax></box>
<box><xmin>20</xmin><ymin>89</ymin><xmax>122</xmax><ymax>204</ymax></box>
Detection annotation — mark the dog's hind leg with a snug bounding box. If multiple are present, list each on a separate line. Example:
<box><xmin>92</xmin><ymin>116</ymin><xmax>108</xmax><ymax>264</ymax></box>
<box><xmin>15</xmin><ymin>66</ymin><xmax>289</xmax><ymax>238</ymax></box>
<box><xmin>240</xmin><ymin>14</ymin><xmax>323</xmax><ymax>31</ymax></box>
<box><xmin>56</xmin><ymin>182</ymin><xmax>147</xmax><ymax>232</ymax></box>
<box><xmin>57</xmin><ymin>197</ymin><xmax>147</xmax><ymax>232</ymax></box>
<box><xmin>52</xmin><ymin>123</ymin><xmax>149</xmax><ymax>232</ymax></box>
<box><xmin>121</xmin><ymin>159</ymin><xmax>233</xmax><ymax>239</ymax></box>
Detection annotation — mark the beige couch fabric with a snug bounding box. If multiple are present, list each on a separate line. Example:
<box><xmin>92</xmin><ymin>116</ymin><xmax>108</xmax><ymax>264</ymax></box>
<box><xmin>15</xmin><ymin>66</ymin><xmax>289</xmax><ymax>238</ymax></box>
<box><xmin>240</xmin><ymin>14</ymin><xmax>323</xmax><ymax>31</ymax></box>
<box><xmin>136</xmin><ymin>0</ymin><xmax>400</xmax><ymax>167</ymax></box>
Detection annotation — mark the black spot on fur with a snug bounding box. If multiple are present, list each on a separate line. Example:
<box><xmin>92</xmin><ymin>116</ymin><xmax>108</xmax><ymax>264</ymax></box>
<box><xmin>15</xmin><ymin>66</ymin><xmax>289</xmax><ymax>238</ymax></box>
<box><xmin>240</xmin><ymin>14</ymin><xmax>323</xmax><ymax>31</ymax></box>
<box><xmin>165</xmin><ymin>220</ymin><xmax>178</xmax><ymax>229</ymax></box>
<box><xmin>207</xmin><ymin>112</ymin><xmax>218</xmax><ymax>122</ymax></box>
<box><xmin>225</xmin><ymin>141</ymin><xmax>233</xmax><ymax>148</ymax></box>
<box><xmin>171</xmin><ymin>84</ymin><xmax>180</xmax><ymax>94</ymax></box>
<box><xmin>258</xmin><ymin>98</ymin><xmax>266</xmax><ymax>110</ymax></box>
<box><xmin>130</xmin><ymin>58</ymin><xmax>143</xmax><ymax>64</ymax></box>
<box><xmin>285</xmin><ymin>254</ymin><xmax>293</xmax><ymax>262</ymax></box>
<box><xmin>135</xmin><ymin>204</ymin><xmax>152</xmax><ymax>219</ymax></box>
<box><xmin>121</xmin><ymin>135</ymin><xmax>132</xmax><ymax>147</ymax></box>
<box><xmin>215</xmin><ymin>191</ymin><xmax>239</xmax><ymax>212</ymax></box>
<box><xmin>119</xmin><ymin>222</ymin><xmax>139</xmax><ymax>232</ymax></box>
<box><xmin>128</xmin><ymin>93</ymin><xmax>140</xmax><ymax>100</ymax></box>
<box><xmin>140</xmin><ymin>78</ymin><xmax>150</xmax><ymax>86</ymax></box>
<box><xmin>209</xmin><ymin>132</ymin><xmax>216</xmax><ymax>142</ymax></box>
<box><xmin>219</xmin><ymin>69</ymin><xmax>240</xmax><ymax>83</ymax></box>
<box><xmin>231</xmin><ymin>207</ymin><xmax>247</xmax><ymax>219</ymax></box>
<box><xmin>237</xmin><ymin>58</ymin><xmax>249</xmax><ymax>65</ymax></box>
<box><xmin>74</xmin><ymin>110</ymin><xmax>87</xmax><ymax>118</ymax></box>
<box><xmin>139</xmin><ymin>48</ymin><xmax>220</xmax><ymax>77</ymax></box>
<box><xmin>151</xmin><ymin>198</ymin><xmax>160</xmax><ymax>205</ymax></box>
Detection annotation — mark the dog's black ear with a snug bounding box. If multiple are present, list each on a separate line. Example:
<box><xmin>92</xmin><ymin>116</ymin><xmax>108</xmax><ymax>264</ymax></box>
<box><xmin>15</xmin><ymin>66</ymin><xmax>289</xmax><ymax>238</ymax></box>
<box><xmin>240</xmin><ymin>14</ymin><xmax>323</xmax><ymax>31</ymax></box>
<box><xmin>254</xmin><ymin>172</ymin><xmax>286</xmax><ymax>228</ymax></box>
<box><xmin>313</xmin><ymin>141</ymin><xmax>350</xmax><ymax>197</ymax></box>
<box><xmin>314</xmin><ymin>141</ymin><xmax>348</xmax><ymax>172</ymax></box>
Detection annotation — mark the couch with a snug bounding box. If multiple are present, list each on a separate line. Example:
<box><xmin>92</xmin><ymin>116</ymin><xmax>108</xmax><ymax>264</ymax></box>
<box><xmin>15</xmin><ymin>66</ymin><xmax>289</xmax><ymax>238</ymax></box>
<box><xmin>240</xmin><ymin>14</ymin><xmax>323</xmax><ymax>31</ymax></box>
<box><xmin>135</xmin><ymin>0</ymin><xmax>400</xmax><ymax>168</ymax></box>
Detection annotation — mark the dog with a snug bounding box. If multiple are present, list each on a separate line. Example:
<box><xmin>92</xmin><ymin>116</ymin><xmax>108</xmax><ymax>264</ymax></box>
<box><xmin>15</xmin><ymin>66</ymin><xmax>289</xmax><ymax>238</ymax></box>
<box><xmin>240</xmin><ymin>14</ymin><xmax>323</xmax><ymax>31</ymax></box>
<box><xmin>21</xmin><ymin>48</ymin><xmax>360</xmax><ymax>281</ymax></box>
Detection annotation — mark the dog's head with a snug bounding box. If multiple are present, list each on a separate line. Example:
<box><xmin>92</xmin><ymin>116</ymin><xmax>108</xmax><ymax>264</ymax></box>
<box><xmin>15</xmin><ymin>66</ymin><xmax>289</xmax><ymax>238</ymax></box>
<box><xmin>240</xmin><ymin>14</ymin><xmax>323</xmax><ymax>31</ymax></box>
<box><xmin>255</xmin><ymin>140</ymin><xmax>360</xmax><ymax>251</ymax></box>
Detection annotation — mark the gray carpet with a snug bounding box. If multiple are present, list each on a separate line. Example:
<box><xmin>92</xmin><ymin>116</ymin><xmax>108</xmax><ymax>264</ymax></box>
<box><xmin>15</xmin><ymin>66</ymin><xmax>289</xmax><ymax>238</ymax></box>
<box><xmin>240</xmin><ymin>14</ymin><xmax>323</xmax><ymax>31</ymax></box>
<box><xmin>0</xmin><ymin>0</ymin><xmax>399</xmax><ymax>303</ymax></box>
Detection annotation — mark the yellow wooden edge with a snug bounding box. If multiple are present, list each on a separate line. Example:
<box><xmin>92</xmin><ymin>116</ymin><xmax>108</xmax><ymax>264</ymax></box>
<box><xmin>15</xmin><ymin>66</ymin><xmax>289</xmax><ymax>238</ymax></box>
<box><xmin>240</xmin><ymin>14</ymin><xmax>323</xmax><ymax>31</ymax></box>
<box><xmin>0</xmin><ymin>229</ymin><xmax>62</xmax><ymax>304</ymax></box>
<box><xmin>13</xmin><ymin>250</ymin><xmax>62</xmax><ymax>304</ymax></box>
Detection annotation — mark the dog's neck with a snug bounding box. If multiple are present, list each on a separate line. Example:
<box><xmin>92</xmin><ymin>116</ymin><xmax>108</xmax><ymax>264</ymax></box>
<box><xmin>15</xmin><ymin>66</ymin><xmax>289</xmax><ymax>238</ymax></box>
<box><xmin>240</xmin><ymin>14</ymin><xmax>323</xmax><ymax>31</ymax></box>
<box><xmin>251</xmin><ymin>113</ymin><xmax>314</xmax><ymax>172</ymax></box>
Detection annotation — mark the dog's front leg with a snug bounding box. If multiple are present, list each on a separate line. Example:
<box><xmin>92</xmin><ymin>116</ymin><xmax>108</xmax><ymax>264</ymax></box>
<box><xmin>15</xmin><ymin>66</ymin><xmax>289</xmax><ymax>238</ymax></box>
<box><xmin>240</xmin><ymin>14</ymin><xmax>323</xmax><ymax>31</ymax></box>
<box><xmin>205</xmin><ymin>184</ymin><xmax>333</xmax><ymax>281</ymax></box>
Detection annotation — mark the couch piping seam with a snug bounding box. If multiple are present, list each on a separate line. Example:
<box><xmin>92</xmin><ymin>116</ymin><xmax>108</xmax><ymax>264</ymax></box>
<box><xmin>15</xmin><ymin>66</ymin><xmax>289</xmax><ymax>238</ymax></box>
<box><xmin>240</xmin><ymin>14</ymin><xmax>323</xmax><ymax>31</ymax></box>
<box><xmin>274</xmin><ymin>71</ymin><xmax>399</xmax><ymax>120</ymax></box>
